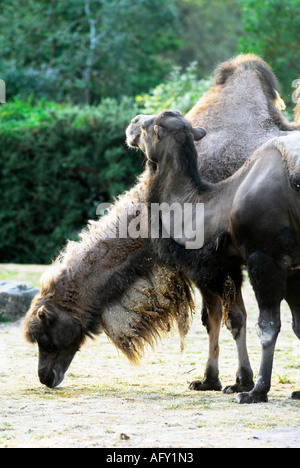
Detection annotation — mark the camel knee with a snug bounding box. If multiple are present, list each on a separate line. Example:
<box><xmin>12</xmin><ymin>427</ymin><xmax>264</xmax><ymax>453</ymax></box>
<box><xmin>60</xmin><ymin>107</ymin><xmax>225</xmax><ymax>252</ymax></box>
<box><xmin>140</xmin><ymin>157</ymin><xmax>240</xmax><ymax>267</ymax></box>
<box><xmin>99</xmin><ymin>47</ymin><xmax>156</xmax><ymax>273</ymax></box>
<box><xmin>226</xmin><ymin>307</ymin><xmax>245</xmax><ymax>340</ymax></box>
<box><xmin>256</xmin><ymin>317</ymin><xmax>281</xmax><ymax>348</ymax></box>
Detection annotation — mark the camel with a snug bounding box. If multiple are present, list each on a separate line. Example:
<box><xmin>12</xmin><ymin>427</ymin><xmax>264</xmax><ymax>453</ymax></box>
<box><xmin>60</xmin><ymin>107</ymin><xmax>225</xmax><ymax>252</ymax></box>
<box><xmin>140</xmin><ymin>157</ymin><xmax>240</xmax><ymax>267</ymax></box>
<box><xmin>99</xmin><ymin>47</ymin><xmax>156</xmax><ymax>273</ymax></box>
<box><xmin>127</xmin><ymin>109</ymin><xmax>300</xmax><ymax>403</ymax></box>
<box><xmin>127</xmin><ymin>55</ymin><xmax>297</xmax><ymax>394</ymax></box>
<box><xmin>23</xmin><ymin>171</ymin><xmax>193</xmax><ymax>388</ymax></box>
<box><xmin>23</xmin><ymin>54</ymin><xmax>296</xmax><ymax>390</ymax></box>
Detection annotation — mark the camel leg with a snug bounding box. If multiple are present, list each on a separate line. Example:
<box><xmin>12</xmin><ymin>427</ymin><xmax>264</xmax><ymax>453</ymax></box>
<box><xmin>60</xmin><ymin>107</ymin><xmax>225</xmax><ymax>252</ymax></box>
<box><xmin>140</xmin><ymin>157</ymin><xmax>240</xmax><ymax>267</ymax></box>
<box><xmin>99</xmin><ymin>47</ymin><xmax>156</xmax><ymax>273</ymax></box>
<box><xmin>236</xmin><ymin>252</ymin><xmax>285</xmax><ymax>404</ymax></box>
<box><xmin>223</xmin><ymin>287</ymin><xmax>254</xmax><ymax>393</ymax></box>
<box><xmin>285</xmin><ymin>272</ymin><xmax>300</xmax><ymax>400</ymax></box>
<box><xmin>189</xmin><ymin>291</ymin><xmax>222</xmax><ymax>391</ymax></box>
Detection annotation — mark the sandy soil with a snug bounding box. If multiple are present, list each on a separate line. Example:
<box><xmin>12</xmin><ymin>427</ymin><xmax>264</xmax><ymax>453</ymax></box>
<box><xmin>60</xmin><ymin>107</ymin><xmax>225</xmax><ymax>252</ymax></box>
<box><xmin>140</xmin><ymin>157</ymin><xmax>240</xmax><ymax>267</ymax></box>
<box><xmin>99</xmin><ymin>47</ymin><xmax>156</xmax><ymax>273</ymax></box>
<box><xmin>0</xmin><ymin>278</ymin><xmax>300</xmax><ymax>448</ymax></box>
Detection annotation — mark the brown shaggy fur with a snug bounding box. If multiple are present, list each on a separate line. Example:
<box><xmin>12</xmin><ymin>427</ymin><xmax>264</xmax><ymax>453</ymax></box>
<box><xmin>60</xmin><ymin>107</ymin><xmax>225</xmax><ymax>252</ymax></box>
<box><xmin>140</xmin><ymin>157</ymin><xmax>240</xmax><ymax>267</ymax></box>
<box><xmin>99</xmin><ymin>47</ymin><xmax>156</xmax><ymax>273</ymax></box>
<box><xmin>24</xmin><ymin>169</ymin><xmax>194</xmax><ymax>363</ymax></box>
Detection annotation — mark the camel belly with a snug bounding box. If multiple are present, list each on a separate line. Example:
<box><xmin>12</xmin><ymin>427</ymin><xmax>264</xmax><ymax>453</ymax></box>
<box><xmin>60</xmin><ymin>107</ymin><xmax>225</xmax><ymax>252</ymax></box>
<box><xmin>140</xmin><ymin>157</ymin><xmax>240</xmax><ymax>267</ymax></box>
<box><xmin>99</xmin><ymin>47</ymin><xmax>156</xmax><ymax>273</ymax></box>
<box><xmin>230</xmin><ymin>149</ymin><xmax>300</xmax><ymax>257</ymax></box>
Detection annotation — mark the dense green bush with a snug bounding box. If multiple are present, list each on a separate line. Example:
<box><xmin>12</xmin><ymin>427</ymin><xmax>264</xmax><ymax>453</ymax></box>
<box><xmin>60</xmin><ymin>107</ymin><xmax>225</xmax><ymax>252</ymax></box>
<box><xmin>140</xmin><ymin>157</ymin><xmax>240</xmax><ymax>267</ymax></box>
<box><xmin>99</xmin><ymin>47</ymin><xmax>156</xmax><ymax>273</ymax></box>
<box><xmin>0</xmin><ymin>97</ymin><xmax>142</xmax><ymax>264</ymax></box>
<box><xmin>0</xmin><ymin>62</ymin><xmax>210</xmax><ymax>264</ymax></box>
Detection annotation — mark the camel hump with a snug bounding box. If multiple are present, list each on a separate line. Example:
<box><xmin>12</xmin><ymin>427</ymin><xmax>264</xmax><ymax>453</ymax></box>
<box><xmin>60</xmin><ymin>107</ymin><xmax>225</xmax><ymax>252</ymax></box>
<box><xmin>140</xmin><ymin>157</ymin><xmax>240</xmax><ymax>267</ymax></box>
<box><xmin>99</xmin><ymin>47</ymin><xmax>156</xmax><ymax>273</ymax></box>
<box><xmin>272</xmin><ymin>132</ymin><xmax>300</xmax><ymax>192</ymax></box>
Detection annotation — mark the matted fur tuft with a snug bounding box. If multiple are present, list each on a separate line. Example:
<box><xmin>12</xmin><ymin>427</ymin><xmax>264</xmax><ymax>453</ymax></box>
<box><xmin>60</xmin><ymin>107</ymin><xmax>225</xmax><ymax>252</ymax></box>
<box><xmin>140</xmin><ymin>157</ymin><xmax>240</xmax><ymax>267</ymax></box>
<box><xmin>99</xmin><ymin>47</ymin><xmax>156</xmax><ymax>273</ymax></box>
<box><xmin>102</xmin><ymin>266</ymin><xmax>194</xmax><ymax>363</ymax></box>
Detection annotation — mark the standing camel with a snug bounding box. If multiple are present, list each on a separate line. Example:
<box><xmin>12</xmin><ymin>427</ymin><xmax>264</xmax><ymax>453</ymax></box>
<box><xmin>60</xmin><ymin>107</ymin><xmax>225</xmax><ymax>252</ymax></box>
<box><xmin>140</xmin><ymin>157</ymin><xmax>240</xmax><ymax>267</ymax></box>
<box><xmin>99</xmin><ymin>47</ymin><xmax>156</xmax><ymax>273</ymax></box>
<box><xmin>126</xmin><ymin>109</ymin><xmax>300</xmax><ymax>403</ymax></box>
<box><xmin>127</xmin><ymin>55</ymin><xmax>298</xmax><ymax>394</ymax></box>
<box><xmin>24</xmin><ymin>55</ymin><xmax>296</xmax><ymax>390</ymax></box>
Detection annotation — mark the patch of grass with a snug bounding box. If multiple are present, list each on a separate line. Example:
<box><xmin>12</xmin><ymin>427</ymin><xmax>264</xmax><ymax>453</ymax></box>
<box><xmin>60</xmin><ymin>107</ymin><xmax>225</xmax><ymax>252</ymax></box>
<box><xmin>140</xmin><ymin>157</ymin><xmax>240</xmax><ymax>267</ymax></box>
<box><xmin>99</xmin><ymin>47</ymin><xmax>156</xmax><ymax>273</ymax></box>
<box><xmin>0</xmin><ymin>264</ymin><xmax>47</xmax><ymax>288</ymax></box>
<box><xmin>277</xmin><ymin>375</ymin><xmax>292</xmax><ymax>385</ymax></box>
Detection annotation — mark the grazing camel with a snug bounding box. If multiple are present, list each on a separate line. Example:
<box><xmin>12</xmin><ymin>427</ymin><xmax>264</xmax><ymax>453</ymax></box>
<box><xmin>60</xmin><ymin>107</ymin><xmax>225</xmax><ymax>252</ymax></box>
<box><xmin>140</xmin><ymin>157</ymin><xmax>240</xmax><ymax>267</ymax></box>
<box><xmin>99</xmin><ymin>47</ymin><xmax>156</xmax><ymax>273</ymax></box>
<box><xmin>127</xmin><ymin>109</ymin><xmax>300</xmax><ymax>403</ymax></box>
<box><xmin>24</xmin><ymin>54</ymin><xmax>295</xmax><ymax>390</ymax></box>
<box><xmin>23</xmin><ymin>171</ymin><xmax>193</xmax><ymax>388</ymax></box>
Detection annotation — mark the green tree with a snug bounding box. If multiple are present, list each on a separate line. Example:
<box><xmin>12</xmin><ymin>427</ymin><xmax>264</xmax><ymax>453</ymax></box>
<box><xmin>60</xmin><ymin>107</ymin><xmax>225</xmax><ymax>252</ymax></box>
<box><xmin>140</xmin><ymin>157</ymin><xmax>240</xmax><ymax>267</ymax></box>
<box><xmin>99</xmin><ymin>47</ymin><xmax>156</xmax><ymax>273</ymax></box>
<box><xmin>136</xmin><ymin>62</ymin><xmax>211</xmax><ymax>114</ymax></box>
<box><xmin>171</xmin><ymin>0</ymin><xmax>242</xmax><ymax>77</ymax></box>
<box><xmin>0</xmin><ymin>0</ymin><xmax>180</xmax><ymax>104</ymax></box>
<box><xmin>239</xmin><ymin>0</ymin><xmax>300</xmax><ymax>104</ymax></box>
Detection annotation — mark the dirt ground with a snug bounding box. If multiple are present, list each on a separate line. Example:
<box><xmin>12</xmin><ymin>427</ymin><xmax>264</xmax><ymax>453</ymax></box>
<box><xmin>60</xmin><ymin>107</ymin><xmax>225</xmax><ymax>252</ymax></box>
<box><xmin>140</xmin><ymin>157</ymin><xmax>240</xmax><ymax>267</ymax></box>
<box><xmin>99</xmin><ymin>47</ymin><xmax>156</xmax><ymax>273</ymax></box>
<box><xmin>0</xmin><ymin>268</ymin><xmax>300</xmax><ymax>448</ymax></box>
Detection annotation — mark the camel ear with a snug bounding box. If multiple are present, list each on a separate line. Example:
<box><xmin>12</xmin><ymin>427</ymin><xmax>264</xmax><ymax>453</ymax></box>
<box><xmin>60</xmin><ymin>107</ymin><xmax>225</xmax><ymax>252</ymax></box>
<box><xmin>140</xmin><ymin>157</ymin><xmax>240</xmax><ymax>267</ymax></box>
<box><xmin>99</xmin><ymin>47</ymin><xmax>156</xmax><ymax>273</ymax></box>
<box><xmin>37</xmin><ymin>306</ymin><xmax>55</xmax><ymax>323</ymax></box>
<box><xmin>154</xmin><ymin>125</ymin><xmax>165</xmax><ymax>140</ymax></box>
<box><xmin>192</xmin><ymin>127</ymin><xmax>206</xmax><ymax>141</ymax></box>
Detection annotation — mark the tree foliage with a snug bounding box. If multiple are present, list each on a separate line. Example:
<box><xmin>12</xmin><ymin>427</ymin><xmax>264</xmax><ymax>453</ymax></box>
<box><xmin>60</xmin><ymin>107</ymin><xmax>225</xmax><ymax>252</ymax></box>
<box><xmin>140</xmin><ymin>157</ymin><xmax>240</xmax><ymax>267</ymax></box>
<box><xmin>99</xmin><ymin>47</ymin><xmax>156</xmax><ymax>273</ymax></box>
<box><xmin>0</xmin><ymin>0</ymin><xmax>299</xmax><ymax>264</ymax></box>
<box><xmin>0</xmin><ymin>0</ymin><xmax>180</xmax><ymax>104</ymax></box>
<box><xmin>174</xmin><ymin>0</ymin><xmax>242</xmax><ymax>75</ymax></box>
<box><xmin>239</xmin><ymin>0</ymin><xmax>300</xmax><ymax>103</ymax></box>
<box><xmin>136</xmin><ymin>62</ymin><xmax>211</xmax><ymax>114</ymax></box>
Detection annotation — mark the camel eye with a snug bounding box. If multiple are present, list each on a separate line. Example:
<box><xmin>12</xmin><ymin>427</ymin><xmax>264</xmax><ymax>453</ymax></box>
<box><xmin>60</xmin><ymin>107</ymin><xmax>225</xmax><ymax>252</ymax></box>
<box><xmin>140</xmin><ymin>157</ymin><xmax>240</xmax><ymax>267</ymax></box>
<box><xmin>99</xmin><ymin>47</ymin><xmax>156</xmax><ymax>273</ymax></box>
<box><xmin>39</xmin><ymin>334</ymin><xmax>57</xmax><ymax>353</ymax></box>
<box><xmin>45</xmin><ymin>342</ymin><xmax>58</xmax><ymax>354</ymax></box>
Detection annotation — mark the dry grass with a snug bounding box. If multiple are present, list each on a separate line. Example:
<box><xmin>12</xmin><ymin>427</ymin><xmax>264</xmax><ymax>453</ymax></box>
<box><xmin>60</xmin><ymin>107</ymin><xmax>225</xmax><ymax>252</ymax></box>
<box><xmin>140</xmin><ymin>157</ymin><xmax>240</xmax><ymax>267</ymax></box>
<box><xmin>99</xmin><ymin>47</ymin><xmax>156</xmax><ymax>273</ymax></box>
<box><xmin>0</xmin><ymin>265</ymin><xmax>299</xmax><ymax>448</ymax></box>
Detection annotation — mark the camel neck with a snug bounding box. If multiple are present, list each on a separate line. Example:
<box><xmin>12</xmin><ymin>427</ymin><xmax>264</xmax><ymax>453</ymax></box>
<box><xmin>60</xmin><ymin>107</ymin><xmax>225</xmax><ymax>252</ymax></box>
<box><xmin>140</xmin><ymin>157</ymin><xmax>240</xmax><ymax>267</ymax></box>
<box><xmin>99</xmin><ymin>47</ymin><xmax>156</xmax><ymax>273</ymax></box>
<box><xmin>151</xmin><ymin>138</ymin><xmax>258</xmax><ymax>246</ymax></box>
<box><xmin>156</xmin><ymin>135</ymin><xmax>209</xmax><ymax>199</ymax></box>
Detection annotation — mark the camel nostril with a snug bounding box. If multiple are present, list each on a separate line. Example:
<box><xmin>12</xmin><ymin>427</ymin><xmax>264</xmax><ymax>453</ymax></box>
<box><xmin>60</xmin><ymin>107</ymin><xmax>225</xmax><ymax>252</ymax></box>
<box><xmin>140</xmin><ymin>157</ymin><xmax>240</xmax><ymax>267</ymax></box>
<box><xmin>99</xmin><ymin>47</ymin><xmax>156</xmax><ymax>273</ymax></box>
<box><xmin>38</xmin><ymin>367</ymin><xmax>65</xmax><ymax>388</ymax></box>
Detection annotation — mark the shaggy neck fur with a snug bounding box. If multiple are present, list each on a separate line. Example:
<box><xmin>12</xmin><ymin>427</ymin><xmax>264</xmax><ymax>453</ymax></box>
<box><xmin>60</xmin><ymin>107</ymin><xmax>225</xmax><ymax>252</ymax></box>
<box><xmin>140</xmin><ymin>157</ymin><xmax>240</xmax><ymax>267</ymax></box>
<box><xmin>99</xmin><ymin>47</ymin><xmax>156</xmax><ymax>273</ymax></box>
<box><xmin>27</xmin><ymin>167</ymin><xmax>194</xmax><ymax>362</ymax></box>
<box><xmin>37</xmin><ymin>170</ymin><xmax>154</xmax><ymax>334</ymax></box>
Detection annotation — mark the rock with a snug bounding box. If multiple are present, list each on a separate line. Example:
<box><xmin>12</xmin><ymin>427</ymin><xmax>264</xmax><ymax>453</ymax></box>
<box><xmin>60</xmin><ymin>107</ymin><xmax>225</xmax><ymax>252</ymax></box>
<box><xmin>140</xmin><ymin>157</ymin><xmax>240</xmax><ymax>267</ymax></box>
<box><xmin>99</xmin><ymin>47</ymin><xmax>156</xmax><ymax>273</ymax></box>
<box><xmin>113</xmin><ymin>432</ymin><xmax>130</xmax><ymax>441</ymax></box>
<box><xmin>0</xmin><ymin>281</ymin><xmax>39</xmax><ymax>321</ymax></box>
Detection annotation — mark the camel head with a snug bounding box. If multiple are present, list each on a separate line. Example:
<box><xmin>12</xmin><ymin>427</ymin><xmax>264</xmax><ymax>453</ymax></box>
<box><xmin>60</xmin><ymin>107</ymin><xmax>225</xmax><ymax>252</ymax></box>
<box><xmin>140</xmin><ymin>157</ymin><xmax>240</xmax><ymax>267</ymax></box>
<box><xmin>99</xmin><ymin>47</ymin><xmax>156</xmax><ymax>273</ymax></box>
<box><xmin>126</xmin><ymin>110</ymin><xmax>206</xmax><ymax>164</ymax></box>
<box><xmin>23</xmin><ymin>294</ymin><xmax>84</xmax><ymax>388</ymax></box>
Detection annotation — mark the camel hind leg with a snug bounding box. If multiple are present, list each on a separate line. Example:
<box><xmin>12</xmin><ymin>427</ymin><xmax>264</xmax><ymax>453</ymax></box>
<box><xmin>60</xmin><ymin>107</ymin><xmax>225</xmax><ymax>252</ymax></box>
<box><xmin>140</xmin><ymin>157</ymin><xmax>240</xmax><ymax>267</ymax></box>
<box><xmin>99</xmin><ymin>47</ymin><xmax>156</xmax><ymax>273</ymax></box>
<box><xmin>285</xmin><ymin>271</ymin><xmax>300</xmax><ymax>400</ymax></box>
<box><xmin>189</xmin><ymin>286</ymin><xmax>254</xmax><ymax>393</ymax></box>
<box><xmin>189</xmin><ymin>291</ymin><xmax>223</xmax><ymax>391</ymax></box>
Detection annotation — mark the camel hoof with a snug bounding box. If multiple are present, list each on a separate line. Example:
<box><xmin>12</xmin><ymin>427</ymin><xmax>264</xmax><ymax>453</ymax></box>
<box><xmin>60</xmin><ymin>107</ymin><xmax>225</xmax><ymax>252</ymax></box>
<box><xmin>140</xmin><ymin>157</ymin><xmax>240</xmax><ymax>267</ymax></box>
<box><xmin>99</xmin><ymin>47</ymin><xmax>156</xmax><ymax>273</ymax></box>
<box><xmin>189</xmin><ymin>379</ymin><xmax>222</xmax><ymax>392</ymax></box>
<box><xmin>223</xmin><ymin>381</ymin><xmax>254</xmax><ymax>394</ymax></box>
<box><xmin>235</xmin><ymin>392</ymin><xmax>268</xmax><ymax>404</ymax></box>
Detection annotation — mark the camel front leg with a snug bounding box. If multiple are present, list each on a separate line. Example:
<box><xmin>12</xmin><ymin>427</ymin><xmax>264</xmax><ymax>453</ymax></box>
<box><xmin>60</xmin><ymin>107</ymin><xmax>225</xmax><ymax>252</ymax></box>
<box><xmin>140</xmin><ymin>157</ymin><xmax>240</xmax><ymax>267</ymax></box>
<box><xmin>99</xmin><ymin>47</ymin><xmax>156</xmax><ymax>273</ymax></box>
<box><xmin>189</xmin><ymin>292</ymin><xmax>222</xmax><ymax>391</ymax></box>
<box><xmin>223</xmin><ymin>287</ymin><xmax>254</xmax><ymax>393</ymax></box>
<box><xmin>236</xmin><ymin>305</ymin><xmax>281</xmax><ymax>403</ymax></box>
